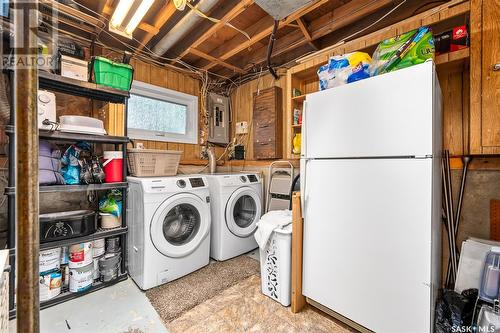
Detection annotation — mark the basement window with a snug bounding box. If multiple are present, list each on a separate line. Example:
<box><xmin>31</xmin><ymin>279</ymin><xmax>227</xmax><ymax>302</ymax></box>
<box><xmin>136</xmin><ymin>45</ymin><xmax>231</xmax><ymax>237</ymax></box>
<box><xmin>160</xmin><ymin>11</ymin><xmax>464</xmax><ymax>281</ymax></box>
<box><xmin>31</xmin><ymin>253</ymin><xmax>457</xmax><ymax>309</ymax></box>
<box><xmin>127</xmin><ymin>81</ymin><xmax>198</xmax><ymax>144</ymax></box>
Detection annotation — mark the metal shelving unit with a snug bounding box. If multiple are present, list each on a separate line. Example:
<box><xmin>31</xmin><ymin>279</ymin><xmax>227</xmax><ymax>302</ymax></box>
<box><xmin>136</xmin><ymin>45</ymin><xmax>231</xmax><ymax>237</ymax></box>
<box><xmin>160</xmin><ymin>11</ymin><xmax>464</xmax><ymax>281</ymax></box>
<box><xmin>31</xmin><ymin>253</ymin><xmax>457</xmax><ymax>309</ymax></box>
<box><xmin>5</xmin><ymin>182</ymin><xmax>128</xmax><ymax>195</ymax></box>
<box><xmin>5</xmin><ymin>72</ymin><xmax>130</xmax><ymax>318</ymax></box>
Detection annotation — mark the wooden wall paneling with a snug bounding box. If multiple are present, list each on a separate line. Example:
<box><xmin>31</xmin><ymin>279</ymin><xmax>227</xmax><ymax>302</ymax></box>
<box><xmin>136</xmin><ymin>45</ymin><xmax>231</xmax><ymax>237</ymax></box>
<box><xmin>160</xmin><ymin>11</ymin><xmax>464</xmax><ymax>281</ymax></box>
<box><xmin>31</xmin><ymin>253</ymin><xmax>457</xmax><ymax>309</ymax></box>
<box><xmin>150</xmin><ymin>64</ymin><xmax>167</xmax><ymax>88</ymax></box>
<box><xmin>229</xmin><ymin>74</ymin><xmax>287</xmax><ymax>161</ymax></box>
<box><xmin>469</xmin><ymin>0</ymin><xmax>482</xmax><ymax>154</ymax></box>
<box><xmin>480</xmin><ymin>0</ymin><xmax>500</xmax><ymax>148</ymax></box>
<box><xmin>438</xmin><ymin>66</ymin><xmax>465</xmax><ymax>155</ymax></box>
<box><xmin>462</xmin><ymin>65</ymin><xmax>470</xmax><ymax>154</ymax></box>
<box><xmin>118</xmin><ymin>59</ymin><xmax>209</xmax><ymax>162</ymax></box>
<box><xmin>131</xmin><ymin>59</ymin><xmax>151</xmax><ymax>83</ymax></box>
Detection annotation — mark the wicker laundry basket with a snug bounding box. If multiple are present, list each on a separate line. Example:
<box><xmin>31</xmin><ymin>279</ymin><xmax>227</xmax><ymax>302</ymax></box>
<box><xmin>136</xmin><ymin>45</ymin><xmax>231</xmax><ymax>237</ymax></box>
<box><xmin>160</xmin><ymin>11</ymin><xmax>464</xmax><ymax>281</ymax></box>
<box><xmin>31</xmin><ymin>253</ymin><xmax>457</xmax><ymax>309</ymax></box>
<box><xmin>127</xmin><ymin>148</ymin><xmax>182</xmax><ymax>177</ymax></box>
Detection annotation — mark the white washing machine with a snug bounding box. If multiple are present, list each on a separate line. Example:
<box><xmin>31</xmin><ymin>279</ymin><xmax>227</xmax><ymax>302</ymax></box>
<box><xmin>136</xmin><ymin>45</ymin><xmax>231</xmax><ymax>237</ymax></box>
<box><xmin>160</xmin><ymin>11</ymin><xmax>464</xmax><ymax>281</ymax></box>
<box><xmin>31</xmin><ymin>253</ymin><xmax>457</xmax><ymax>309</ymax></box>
<box><xmin>205</xmin><ymin>173</ymin><xmax>263</xmax><ymax>261</ymax></box>
<box><xmin>127</xmin><ymin>175</ymin><xmax>211</xmax><ymax>290</ymax></box>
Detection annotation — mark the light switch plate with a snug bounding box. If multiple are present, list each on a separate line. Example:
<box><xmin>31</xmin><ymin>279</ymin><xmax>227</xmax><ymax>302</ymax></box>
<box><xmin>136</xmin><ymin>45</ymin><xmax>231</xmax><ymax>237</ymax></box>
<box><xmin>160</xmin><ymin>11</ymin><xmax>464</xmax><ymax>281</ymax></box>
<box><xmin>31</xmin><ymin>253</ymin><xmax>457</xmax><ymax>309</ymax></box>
<box><xmin>236</xmin><ymin>121</ymin><xmax>249</xmax><ymax>134</ymax></box>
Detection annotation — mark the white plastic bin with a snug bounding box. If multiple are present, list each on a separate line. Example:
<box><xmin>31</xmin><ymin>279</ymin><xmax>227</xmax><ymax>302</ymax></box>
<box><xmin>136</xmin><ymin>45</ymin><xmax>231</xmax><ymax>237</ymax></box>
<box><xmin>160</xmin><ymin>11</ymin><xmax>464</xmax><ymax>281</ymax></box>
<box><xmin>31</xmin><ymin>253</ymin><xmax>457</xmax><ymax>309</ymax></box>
<box><xmin>260</xmin><ymin>224</ymin><xmax>292</xmax><ymax>306</ymax></box>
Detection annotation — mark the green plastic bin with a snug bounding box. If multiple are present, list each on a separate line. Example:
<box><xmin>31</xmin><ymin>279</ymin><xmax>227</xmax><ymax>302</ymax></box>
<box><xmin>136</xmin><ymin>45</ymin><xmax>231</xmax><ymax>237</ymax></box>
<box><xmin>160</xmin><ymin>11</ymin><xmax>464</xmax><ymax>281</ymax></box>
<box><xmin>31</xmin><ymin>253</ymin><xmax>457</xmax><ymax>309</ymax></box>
<box><xmin>92</xmin><ymin>56</ymin><xmax>133</xmax><ymax>91</ymax></box>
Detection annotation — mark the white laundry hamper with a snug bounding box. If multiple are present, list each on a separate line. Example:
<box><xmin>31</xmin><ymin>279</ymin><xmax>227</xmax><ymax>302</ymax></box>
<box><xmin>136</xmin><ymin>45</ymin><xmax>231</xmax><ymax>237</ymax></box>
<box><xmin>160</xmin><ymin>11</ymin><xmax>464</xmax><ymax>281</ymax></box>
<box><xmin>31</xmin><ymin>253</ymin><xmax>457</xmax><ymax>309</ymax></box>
<box><xmin>260</xmin><ymin>224</ymin><xmax>292</xmax><ymax>306</ymax></box>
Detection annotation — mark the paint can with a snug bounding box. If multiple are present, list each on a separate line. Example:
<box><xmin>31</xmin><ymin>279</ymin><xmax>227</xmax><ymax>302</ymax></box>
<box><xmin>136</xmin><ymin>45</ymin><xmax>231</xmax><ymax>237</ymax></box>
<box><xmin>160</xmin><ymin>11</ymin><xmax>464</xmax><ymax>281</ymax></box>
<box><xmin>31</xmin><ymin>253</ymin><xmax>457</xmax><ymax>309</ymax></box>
<box><xmin>92</xmin><ymin>238</ymin><xmax>105</xmax><ymax>258</ymax></box>
<box><xmin>99</xmin><ymin>253</ymin><xmax>121</xmax><ymax>282</ymax></box>
<box><xmin>69</xmin><ymin>242</ymin><xmax>93</xmax><ymax>268</ymax></box>
<box><xmin>60</xmin><ymin>246</ymin><xmax>69</xmax><ymax>265</ymax></box>
<box><xmin>39</xmin><ymin>270</ymin><xmax>62</xmax><ymax>301</ymax></box>
<box><xmin>105</xmin><ymin>237</ymin><xmax>120</xmax><ymax>254</ymax></box>
<box><xmin>39</xmin><ymin>248</ymin><xmax>61</xmax><ymax>274</ymax></box>
<box><xmin>69</xmin><ymin>263</ymin><xmax>93</xmax><ymax>293</ymax></box>
<box><xmin>93</xmin><ymin>255</ymin><xmax>102</xmax><ymax>281</ymax></box>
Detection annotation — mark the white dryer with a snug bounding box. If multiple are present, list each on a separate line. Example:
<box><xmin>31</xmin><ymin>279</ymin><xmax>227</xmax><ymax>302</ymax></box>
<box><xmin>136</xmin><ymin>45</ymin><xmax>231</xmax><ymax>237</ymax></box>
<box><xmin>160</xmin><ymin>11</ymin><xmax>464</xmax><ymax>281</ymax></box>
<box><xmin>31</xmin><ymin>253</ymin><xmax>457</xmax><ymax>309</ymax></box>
<box><xmin>205</xmin><ymin>173</ymin><xmax>263</xmax><ymax>261</ymax></box>
<box><xmin>127</xmin><ymin>176</ymin><xmax>211</xmax><ymax>290</ymax></box>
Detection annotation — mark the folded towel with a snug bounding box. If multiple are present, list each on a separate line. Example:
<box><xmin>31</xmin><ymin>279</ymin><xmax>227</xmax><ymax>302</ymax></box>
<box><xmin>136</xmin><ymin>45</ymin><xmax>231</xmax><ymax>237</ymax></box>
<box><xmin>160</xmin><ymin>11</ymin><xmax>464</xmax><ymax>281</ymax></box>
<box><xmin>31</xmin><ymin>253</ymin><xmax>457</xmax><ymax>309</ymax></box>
<box><xmin>254</xmin><ymin>210</ymin><xmax>292</xmax><ymax>263</ymax></box>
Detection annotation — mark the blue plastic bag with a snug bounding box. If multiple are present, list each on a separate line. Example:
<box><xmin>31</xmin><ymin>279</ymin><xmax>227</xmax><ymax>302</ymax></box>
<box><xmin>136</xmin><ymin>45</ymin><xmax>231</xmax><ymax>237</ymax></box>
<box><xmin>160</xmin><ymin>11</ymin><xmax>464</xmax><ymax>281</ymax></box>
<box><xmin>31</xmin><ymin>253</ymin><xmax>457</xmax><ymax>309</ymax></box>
<box><xmin>60</xmin><ymin>141</ymin><xmax>90</xmax><ymax>185</ymax></box>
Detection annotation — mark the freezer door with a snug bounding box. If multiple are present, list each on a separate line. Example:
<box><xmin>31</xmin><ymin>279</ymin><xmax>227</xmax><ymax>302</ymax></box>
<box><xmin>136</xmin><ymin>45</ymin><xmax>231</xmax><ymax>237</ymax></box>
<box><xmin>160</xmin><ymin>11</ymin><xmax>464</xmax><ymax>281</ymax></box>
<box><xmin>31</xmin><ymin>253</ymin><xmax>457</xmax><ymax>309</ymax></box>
<box><xmin>304</xmin><ymin>61</ymin><xmax>440</xmax><ymax>158</ymax></box>
<box><xmin>302</xmin><ymin>158</ymin><xmax>437</xmax><ymax>333</ymax></box>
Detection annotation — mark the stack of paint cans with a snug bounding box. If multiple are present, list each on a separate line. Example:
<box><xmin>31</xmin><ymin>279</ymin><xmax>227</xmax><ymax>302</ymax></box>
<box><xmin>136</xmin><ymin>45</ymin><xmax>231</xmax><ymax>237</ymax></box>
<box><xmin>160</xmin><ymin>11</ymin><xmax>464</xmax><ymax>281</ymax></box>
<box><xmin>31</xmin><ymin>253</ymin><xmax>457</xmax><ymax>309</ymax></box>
<box><xmin>99</xmin><ymin>237</ymin><xmax>121</xmax><ymax>282</ymax></box>
<box><xmin>39</xmin><ymin>248</ymin><xmax>63</xmax><ymax>301</ymax></box>
<box><xmin>38</xmin><ymin>236</ymin><xmax>122</xmax><ymax>301</ymax></box>
<box><xmin>68</xmin><ymin>242</ymin><xmax>93</xmax><ymax>293</ymax></box>
<box><xmin>92</xmin><ymin>239</ymin><xmax>105</xmax><ymax>281</ymax></box>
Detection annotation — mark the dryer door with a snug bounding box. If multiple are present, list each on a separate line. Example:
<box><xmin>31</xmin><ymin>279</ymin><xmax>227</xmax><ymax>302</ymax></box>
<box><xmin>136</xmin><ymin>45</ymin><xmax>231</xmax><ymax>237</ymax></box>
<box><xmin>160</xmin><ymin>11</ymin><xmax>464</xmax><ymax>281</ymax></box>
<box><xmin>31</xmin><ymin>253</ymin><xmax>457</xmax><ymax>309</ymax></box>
<box><xmin>150</xmin><ymin>193</ymin><xmax>210</xmax><ymax>258</ymax></box>
<box><xmin>225</xmin><ymin>187</ymin><xmax>262</xmax><ymax>238</ymax></box>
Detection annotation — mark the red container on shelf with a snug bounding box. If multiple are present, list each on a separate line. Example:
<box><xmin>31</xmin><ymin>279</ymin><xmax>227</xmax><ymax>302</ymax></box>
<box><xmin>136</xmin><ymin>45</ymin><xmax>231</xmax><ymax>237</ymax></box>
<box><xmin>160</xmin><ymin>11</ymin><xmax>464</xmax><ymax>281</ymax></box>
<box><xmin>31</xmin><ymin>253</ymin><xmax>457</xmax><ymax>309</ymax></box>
<box><xmin>102</xmin><ymin>151</ymin><xmax>123</xmax><ymax>183</ymax></box>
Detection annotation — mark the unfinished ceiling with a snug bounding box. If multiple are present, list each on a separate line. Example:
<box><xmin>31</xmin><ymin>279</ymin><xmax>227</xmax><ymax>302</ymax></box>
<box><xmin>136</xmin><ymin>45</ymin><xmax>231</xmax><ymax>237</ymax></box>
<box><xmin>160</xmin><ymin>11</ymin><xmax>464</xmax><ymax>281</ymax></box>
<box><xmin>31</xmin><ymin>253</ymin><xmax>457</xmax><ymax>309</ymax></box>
<box><xmin>67</xmin><ymin>0</ymin><xmax>451</xmax><ymax>79</ymax></box>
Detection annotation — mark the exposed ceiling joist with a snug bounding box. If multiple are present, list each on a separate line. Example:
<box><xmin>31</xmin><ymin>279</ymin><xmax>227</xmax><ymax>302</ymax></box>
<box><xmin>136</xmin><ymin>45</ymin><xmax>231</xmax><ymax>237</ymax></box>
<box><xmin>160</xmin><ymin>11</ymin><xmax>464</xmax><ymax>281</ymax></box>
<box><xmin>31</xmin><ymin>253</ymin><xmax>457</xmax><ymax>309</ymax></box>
<box><xmin>189</xmin><ymin>48</ymin><xmax>245</xmax><ymax>73</ymax></box>
<box><xmin>309</xmin><ymin>0</ymin><xmax>395</xmax><ymax>40</ymax></box>
<box><xmin>137</xmin><ymin>1</ymin><xmax>177</xmax><ymax>52</ymax></box>
<box><xmin>237</xmin><ymin>0</ymin><xmax>395</xmax><ymax>73</ymax></box>
<box><xmin>40</xmin><ymin>0</ymin><xmax>105</xmax><ymax>34</ymax></box>
<box><xmin>296</xmin><ymin>18</ymin><xmax>312</xmax><ymax>41</ymax></box>
<box><xmin>296</xmin><ymin>17</ymin><xmax>318</xmax><ymax>50</ymax></box>
<box><xmin>176</xmin><ymin>0</ymin><xmax>255</xmax><ymax>60</ymax></box>
<box><xmin>138</xmin><ymin>22</ymin><xmax>160</xmax><ymax>35</ymax></box>
<box><xmin>201</xmin><ymin>0</ymin><xmax>333</xmax><ymax>71</ymax></box>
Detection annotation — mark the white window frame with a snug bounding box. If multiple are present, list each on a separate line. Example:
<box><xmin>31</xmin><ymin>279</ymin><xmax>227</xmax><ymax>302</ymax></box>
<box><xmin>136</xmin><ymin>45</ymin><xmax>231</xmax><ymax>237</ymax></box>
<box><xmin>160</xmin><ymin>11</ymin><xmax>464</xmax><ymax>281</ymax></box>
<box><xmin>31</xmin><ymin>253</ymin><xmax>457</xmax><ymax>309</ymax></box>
<box><xmin>127</xmin><ymin>80</ymin><xmax>199</xmax><ymax>144</ymax></box>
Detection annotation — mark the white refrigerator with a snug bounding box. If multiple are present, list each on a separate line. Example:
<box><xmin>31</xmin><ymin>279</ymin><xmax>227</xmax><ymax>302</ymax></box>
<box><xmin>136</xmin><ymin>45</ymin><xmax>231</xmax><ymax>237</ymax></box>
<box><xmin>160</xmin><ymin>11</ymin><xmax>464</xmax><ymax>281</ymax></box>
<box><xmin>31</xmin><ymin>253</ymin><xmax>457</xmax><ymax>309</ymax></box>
<box><xmin>301</xmin><ymin>61</ymin><xmax>442</xmax><ymax>333</ymax></box>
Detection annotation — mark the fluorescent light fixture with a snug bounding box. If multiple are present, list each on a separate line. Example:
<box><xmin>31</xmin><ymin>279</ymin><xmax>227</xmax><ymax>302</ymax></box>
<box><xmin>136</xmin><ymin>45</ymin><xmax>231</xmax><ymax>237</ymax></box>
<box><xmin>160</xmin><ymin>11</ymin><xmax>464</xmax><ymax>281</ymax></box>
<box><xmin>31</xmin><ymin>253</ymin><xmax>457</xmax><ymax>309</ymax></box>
<box><xmin>110</xmin><ymin>0</ymin><xmax>134</xmax><ymax>28</ymax></box>
<box><xmin>125</xmin><ymin>0</ymin><xmax>154</xmax><ymax>35</ymax></box>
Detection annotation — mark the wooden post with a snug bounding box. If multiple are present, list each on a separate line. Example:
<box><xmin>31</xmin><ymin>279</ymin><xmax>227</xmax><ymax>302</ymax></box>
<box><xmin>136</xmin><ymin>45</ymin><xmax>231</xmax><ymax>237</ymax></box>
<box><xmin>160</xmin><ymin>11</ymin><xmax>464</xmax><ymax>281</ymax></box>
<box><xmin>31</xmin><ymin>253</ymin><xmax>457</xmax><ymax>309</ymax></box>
<box><xmin>14</xmin><ymin>0</ymin><xmax>40</xmax><ymax>331</ymax></box>
<box><xmin>291</xmin><ymin>191</ymin><xmax>306</xmax><ymax>313</ymax></box>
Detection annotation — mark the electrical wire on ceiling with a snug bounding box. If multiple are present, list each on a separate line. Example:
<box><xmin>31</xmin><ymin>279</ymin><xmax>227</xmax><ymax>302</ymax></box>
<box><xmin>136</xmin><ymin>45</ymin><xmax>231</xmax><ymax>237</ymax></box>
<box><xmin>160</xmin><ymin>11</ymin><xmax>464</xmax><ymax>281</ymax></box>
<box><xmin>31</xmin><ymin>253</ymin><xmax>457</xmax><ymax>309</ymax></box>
<box><xmin>267</xmin><ymin>20</ymin><xmax>280</xmax><ymax>80</ymax></box>
<box><xmin>63</xmin><ymin>0</ymin><xmax>408</xmax><ymax>103</ymax></box>
<box><xmin>185</xmin><ymin>2</ymin><xmax>251</xmax><ymax>40</ymax></box>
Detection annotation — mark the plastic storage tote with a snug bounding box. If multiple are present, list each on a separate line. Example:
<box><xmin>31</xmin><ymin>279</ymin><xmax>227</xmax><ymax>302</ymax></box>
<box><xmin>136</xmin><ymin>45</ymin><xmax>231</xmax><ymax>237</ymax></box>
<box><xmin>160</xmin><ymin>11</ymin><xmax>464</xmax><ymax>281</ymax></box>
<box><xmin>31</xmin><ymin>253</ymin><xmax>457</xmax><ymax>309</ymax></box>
<box><xmin>91</xmin><ymin>56</ymin><xmax>133</xmax><ymax>91</ymax></box>
<box><xmin>261</xmin><ymin>224</ymin><xmax>292</xmax><ymax>306</ymax></box>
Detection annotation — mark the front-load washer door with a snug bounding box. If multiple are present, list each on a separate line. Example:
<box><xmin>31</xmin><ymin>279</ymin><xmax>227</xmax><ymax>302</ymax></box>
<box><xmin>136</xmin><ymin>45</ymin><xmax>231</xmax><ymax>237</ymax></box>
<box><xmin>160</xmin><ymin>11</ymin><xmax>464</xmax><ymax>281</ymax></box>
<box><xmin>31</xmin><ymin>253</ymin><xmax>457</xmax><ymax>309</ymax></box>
<box><xmin>150</xmin><ymin>193</ymin><xmax>210</xmax><ymax>258</ymax></box>
<box><xmin>225</xmin><ymin>187</ymin><xmax>262</xmax><ymax>238</ymax></box>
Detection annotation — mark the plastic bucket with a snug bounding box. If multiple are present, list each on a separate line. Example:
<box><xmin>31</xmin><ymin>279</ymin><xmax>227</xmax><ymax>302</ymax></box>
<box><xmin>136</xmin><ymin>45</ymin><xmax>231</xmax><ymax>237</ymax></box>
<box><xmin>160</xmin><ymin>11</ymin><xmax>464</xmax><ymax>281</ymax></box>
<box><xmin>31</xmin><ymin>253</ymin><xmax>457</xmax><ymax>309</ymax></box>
<box><xmin>69</xmin><ymin>263</ymin><xmax>93</xmax><ymax>293</ymax></box>
<box><xmin>99</xmin><ymin>253</ymin><xmax>121</xmax><ymax>282</ymax></box>
<box><xmin>99</xmin><ymin>213</ymin><xmax>121</xmax><ymax>229</ymax></box>
<box><xmin>106</xmin><ymin>237</ymin><xmax>120</xmax><ymax>254</ymax></box>
<box><xmin>102</xmin><ymin>151</ymin><xmax>123</xmax><ymax>183</ymax></box>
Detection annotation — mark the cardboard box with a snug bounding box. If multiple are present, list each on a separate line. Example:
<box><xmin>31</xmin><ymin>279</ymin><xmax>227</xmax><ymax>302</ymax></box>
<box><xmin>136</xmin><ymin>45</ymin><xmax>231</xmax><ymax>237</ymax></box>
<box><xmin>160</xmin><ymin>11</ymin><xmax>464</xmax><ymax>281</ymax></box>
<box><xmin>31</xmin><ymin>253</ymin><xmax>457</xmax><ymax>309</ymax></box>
<box><xmin>60</xmin><ymin>55</ymin><xmax>88</xmax><ymax>82</ymax></box>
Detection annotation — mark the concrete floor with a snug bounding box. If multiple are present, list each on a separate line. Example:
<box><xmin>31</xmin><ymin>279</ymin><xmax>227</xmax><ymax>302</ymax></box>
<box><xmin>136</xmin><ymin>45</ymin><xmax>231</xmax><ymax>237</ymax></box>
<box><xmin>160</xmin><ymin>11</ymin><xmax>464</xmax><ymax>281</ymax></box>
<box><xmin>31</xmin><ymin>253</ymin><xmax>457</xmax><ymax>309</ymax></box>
<box><xmin>8</xmin><ymin>251</ymin><xmax>261</xmax><ymax>333</ymax></box>
<box><xmin>9</xmin><ymin>278</ymin><xmax>168</xmax><ymax>333</ymax></box>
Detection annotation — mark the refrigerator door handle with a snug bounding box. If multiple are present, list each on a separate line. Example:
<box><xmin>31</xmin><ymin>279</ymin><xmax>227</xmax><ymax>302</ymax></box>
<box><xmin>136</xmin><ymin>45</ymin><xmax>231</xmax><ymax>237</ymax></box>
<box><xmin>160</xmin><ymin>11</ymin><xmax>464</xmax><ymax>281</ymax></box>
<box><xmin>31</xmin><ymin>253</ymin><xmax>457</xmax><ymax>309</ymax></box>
<box><xmin>300</xmin><ymin>158</ymin><xmax>307</xmax><ymax>214</ymax></box>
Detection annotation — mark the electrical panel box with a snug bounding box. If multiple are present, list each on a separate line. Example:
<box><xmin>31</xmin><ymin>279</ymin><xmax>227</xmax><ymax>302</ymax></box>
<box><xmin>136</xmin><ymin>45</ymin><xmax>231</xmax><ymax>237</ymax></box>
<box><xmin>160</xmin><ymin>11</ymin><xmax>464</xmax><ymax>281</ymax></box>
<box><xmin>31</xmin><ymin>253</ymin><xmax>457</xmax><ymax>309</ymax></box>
<box><xmin>207</xmin><ymin>93</ymin><xmax>230</xmax><ymax>144</ymax></box>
